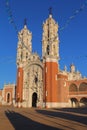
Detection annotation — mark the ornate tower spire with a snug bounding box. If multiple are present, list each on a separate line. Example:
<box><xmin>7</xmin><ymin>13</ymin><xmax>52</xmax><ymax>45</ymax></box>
<box><xmin>17</xmin><ymin>22</ymin><xmax>32</xmax><ymax>66</ymax></box>
<box><xmin>42</xmin><ymin>9</ymin><xmax>59</xmax><ymax>61</ymax></box>
<box><xmin>16</xmin><ymin>21</ymin><xmax>32</xmax><ymax>107</ymax></box>
<box><xmin>43</xmin><ymin>11</ymin><xmax>59</xmax><ymax>108</ymax></box>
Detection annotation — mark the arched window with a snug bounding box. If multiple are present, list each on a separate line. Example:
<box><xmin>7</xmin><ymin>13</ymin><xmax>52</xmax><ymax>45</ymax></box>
<box><xmin>47</xmin><ymin>45</ymin><xmax>50</xmax><ymax>55</ymax></box>
<box><xmin>79</xmin><ymin>83</ymin><xmax>87</xmax><ymax>91</ymax></box>
<box><xmin>69</xmin><ymin>84</ymin><xmax>78</xmax><ymax>92</ymax></box>
<box><xmin>26</xmin><ymin>52</ymin><xmax>28</xmax><ymax>59</ymax></box>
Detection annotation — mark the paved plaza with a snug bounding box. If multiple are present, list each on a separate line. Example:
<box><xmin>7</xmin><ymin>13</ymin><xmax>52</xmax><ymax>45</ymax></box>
<box><xmin>0</xmin><ymin>106</ymin><xmax>87</xmax><ymax>130</ymax></box>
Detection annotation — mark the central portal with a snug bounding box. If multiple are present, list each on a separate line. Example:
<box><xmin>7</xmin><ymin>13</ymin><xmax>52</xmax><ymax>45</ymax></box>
<box><xmin>32</xmin><ymin>92</ymin><xmax>37</xmax><ymax>107</ymax></box>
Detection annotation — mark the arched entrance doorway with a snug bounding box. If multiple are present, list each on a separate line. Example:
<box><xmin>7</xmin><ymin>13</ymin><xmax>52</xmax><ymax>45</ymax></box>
<box><xmin>7</xmin><ymin>93</ymin><xmax>10</xmax><ymax>103</ymax></box>
<box><xmin>70</xmin><ymin>98</ymin><xmax>79</xmax><ymax>107</ymax></box>
<box><xmin>32</xmin><ymin>92</ymin><xmax>37</xmax><ymax>107</ymax></box>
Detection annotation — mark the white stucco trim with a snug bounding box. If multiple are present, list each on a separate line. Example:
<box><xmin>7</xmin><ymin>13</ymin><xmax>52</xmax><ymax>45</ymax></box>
<box><xmin>45</xmin><ymin>58</ymin><xmax>58</xmax><ymax>63</ymax></box>
<box><xmin>43</xmin><ymin>102</ymin><xmax>69</xmax><ymax>108</ymax></box>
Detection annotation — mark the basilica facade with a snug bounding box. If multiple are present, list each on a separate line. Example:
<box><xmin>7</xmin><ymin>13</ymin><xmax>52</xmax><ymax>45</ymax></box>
<box><xmin>15</xmin><ymin>12</ymin><xmax>87</xmax><ymax>108</ymax></box>
<box><xmin>0</xmin><ymin>12</ymin><xmax>87</xmax><ymax>108</ymax></box>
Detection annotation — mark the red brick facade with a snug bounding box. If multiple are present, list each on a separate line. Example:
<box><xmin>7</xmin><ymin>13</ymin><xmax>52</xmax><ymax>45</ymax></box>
<box><xmin>43</xmin><ymin>61</ymin><xmax>58</xmax><ymax>107</ymax></box>
<box><xmin>0</xmin><ymin>84</ymin><xmax>15</xmax><ymax>106</ymax></box>
<box><xmin>16</xmin><ymin>67</ymin><xmax>23</xmax><ymax>102</ymax></box>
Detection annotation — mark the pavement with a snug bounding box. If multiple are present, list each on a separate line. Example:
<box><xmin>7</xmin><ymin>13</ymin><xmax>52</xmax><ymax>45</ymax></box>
<box><xmin>0</xmin><ymin>106</ymin><xmax>87</xmax><ymax>130</ymax></box>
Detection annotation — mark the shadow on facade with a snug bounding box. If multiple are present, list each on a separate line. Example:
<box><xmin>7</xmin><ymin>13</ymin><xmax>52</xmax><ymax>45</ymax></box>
<box><xmin>36</xmin><ymin>108</ymin><xmax>87</xmax><ymax>125</ymax></box>
<box><xmin>5</xmin><ymin>110</ymin><xmax>59</xmax><ymax>130</ymax></box>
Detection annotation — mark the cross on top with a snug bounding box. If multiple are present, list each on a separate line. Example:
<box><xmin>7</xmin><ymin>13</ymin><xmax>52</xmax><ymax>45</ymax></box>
<box><xmin>49</xmin><ymin>7</ymin><xmax>52</xmax><ymax>15</ymax></box>
<box><xmin>24</xmin><ymin>18</ymin><xmax>27</xmax><ymax>26</ymax></box>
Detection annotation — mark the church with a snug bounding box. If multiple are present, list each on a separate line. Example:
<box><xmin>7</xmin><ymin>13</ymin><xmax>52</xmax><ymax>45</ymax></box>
<box><xmin>0</xmin><ymin>12</ymin><xmax>87</xmax><ymax>108</ymax></box>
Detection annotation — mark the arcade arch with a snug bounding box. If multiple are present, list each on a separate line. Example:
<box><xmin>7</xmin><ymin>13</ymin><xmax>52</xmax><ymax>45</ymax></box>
<box><xmin>80</xmin><ymin>97</ymin><xmax>87</xmax><ymax>107</ymax></box>
<box><xmin>79</xmin><ymin>82</ymin><xmax>87</xmax><ymax>91</ymax></box>
<box><xmin>69</xmin><ymin>84</ymin><xmax>78</xmax><ymax>92</ymax></box>
<box><xmin>70</xmin><ymin>98</ymin><xmax>79</xmax><ymax>108</ymax></box>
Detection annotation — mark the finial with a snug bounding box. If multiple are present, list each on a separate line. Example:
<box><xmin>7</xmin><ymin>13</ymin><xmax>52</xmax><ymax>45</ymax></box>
<box><xmin>24</xmin><ymin>18</ymin><xmax>27</xmax><ymax>26</ymax></box>
<box><xmin>64</xmin><ymin>65</ymin><xmax>67</xmax><ymax>72</ymax></box>
<box><xmin>49</xmin><ymin>7</ymin><xmax>52</xmax><ymax>15</ymax></box>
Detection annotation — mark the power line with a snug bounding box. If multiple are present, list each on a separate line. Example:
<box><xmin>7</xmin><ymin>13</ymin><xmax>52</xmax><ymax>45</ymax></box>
<box><xmin>60</xmin><ymin>0</ymin><xmax>87</xmax><ymax>31</ymax></box>
<box><xmin>5</xmin><ymin>0</ymin><xmax>18</xmax><ymax>34</ymax></box>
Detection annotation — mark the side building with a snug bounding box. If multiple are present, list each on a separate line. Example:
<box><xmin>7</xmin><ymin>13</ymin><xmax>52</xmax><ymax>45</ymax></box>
<box><xmin>0</xmin><ymin>84</ymin><xmax>15</xmax><ymax>106</ymax></box>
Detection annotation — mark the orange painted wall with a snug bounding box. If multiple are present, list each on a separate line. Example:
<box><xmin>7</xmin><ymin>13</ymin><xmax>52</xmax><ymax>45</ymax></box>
<box><xmin>43</xmin><ymin>63</ymin><xmax>46</xmax><ymax>102</ymax></box>
<box><xmin>44</xmin><ymin>61</ymin><xmax>58</xmax><ymax>102</ymax></box>
<box><xmin>16</xmin><ymin>67</ymin><xmax>23</xmax><ymax>102</ymax></box>
<box><xmin>0</xmin><ymin>90</ymin><xmax>2</xmax><ymax>97</ymax></box>
<box><xmin>0</xmin><ymin>90</ymin><xmax>2</xmax><ymax>105</ymax></box>
<box><xmin>57</xmin><ymin>74</ymin><xmax>69</xmax><ymax>102</ymax></box>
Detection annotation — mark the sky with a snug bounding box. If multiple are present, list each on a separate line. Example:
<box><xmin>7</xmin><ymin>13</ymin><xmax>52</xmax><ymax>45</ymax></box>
<box><xmin>0</xmin><ymin>0</ymin><xmax>87</xmax><ymax>89</ymax></box>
